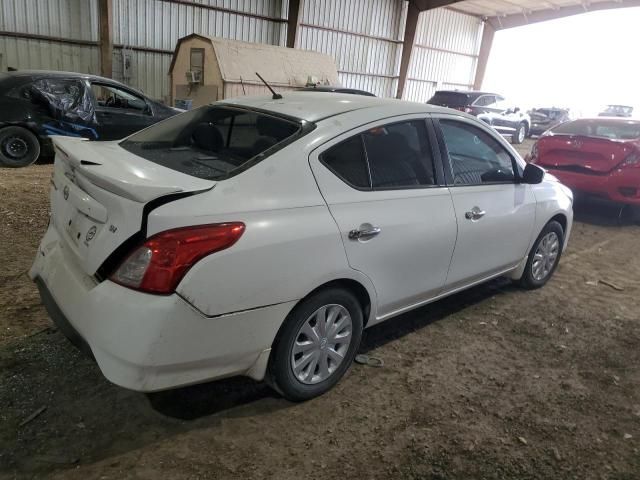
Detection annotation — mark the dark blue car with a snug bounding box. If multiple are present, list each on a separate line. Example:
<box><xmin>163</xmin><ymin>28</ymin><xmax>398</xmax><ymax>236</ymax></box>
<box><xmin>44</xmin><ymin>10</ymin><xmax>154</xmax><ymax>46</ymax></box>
<box><xmin>0</xmin><ymin>70</ymin><xmax>178</xmax><ymax>167</ymax></box>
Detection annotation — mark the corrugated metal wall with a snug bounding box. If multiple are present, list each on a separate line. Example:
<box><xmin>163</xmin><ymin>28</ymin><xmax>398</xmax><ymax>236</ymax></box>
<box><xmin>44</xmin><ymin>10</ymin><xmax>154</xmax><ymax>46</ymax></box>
<box><xmin>297</xmin><ymin>0</ymin><xmax>406</xmax><ymax>98</ymax></box>
<box><xmin>1</xmin><ymin>1</ymin><xmax>484</xmax><ymax>103</ymax></box>
<box><xmin>0</xmin><ymin>0</ymin><xmax>99</xmax><ymax>73</ymax></box>
<box><xmin>403</xmin><ymin>8</ymin><xmax>483</xmax><ymax>102</ymax></box>
<box><xmin>111</xmin><ymin>0</ymin><xmax>287</xmax><ymax>100</ymax></box>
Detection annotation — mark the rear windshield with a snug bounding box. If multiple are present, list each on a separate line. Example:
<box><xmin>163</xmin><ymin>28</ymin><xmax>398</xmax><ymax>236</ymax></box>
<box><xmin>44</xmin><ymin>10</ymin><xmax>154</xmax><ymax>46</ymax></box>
<box><xmin>120</xmin><ymin>106</ymin><xmax>302</xmax><ymax>180</ymax></box>
<box><xmin>427</xmin><ymin>92</ymin><xmax>470</xmax><ymax>107</ymax></box>
<box><xmin>551</xmin><ymin>119</ymin><xmax>640</xmax><ymax>140</ymax></box>
<box><xmin>602</xmin><ymin>105</ymin><xmax>633</xmax><ymax>115</ymax></box>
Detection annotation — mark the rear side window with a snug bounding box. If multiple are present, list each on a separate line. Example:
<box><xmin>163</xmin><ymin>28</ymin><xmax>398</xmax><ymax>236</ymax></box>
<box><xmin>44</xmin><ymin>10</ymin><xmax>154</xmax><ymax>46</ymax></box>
<box><xmin>363</xmin><ymin>121</ymin><xmax>435</xmax><ymax>188</ymax></box>
<box><xmin>427</xmin><ymin>92</ymin><xmax>469</xmax><ymax>107</ymax></box>
<box><xmin>120</xmin><ymin>106</ymin><xmax>301</xmax><ymax>180</ymax></box>
<box><xmin>321</xmin><ymin>136</ymin><xmax>370</xmax><ymax>189</ymax></box>
<box><xmin>320</xmin><ymin>119</ymin><xmax>436</xmax><ymax>190</ymax></box>
<box><xmin>440</xmin><ymin>119</ymin><xmax>515</xmax><ymax>185</ymax></box>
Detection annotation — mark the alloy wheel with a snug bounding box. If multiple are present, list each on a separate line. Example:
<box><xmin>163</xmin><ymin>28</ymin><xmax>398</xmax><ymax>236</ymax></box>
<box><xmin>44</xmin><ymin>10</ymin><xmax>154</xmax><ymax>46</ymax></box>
<box><xmin>532</xmin><ymin>232</ymin><xmax>559</xmax><ymax>281</ymax></box>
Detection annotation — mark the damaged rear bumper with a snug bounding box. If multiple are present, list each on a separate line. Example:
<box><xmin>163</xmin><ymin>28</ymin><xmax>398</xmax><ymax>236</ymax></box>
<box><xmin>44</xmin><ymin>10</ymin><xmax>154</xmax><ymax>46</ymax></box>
<box><xmin>30</xmin><ymin>224</ymin><xmax>294</xmax><ymax>392</ymax></box>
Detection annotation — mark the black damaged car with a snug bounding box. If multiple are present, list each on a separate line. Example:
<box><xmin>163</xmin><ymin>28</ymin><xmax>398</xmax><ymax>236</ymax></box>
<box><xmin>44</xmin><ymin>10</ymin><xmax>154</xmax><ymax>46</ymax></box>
<box><xmin>0</xmin><ymin>70</ymin><xmax>178</xmax><ymax>167</ymax></box>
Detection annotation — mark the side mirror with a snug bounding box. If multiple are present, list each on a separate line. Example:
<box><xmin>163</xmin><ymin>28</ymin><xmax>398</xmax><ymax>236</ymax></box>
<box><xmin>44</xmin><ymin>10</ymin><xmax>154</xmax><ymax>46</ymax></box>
<box><xmin>514</xmin><ymin>106</ymin><xmax>520</xmax><ymax>113</ymax></box>
<box><xmin>522</xmin><ymin>163</ymin><xmax>545</xmax><ymax>184</ymax></box>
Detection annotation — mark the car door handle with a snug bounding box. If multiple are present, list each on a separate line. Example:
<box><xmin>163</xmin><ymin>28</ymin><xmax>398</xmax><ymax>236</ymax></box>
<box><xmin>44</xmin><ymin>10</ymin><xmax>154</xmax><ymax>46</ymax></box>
<box><xmin>348</xmin><ymin>225</ymin><xmax>381</xmax><ymax>240</ymax></box>
<box><xmin>465</xmin><ymin>207</ymin><xmax>486</xmax><ymax>221</ymax></box>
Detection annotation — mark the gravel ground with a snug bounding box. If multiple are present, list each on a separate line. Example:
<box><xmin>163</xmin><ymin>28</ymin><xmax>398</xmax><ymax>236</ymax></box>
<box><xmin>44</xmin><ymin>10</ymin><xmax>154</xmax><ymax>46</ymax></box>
<box><xmin>1</xmin><ymin>140</ymin><xmax>640</xmax><ymax>479</ymax></box>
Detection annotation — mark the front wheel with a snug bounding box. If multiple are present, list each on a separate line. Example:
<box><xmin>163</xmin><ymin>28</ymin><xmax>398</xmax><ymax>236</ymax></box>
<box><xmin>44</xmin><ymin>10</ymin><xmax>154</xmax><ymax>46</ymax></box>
<box><xmin>518</xmin><ymin>220</ymin><xmax>564</xmax><ymax>289</ymax></box>
<box><xmin>268</xmin><ymin>288</ymin><xmax>363</xmax><ymax>402</ymax></box>
<box><xmin>0</xmin><ymin>126</ymin><xmax>41</xmax><ymax>168</ymax></box>
<box><xmin>511</xmin><ymin>123</ymin><xmax>527</xmax><ymax>144</ymax></box>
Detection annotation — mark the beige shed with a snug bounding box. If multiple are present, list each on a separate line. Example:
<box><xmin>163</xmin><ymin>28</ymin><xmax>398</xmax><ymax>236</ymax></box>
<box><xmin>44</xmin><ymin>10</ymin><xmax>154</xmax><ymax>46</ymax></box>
<box><xmin>169</xmin><ymin>34</ymin><xmax>339</xmax><ymax>108</ymax></box>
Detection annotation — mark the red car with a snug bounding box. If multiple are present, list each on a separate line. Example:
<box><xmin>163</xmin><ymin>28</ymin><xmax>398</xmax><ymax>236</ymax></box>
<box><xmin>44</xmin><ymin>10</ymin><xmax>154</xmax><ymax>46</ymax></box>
<box><xmin>531</xmin><ymin>118</ymin><xmax>640</xmax><ymax>206</ymax></box>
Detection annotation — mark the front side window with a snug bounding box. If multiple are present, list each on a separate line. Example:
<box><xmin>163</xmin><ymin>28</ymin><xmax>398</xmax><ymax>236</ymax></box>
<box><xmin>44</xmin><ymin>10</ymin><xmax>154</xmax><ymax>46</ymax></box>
<box><xmin>440</xmin><ymin>119</ymin><xmax>515</xmax><ymax>186</ymax></box>
<box><xmin>91</xmin><ymin>83</ymin><xmax>148</xmax><ymax>112</ymax></box>
<box><xmin>474</xmin><ymin>95</ymin><xmax>494</xmax><ymax>107</ymax></box>
<box><xmin>120</xmin><ymin>106</ymin><xmax>301</xmax><ymax>180</ymax></box>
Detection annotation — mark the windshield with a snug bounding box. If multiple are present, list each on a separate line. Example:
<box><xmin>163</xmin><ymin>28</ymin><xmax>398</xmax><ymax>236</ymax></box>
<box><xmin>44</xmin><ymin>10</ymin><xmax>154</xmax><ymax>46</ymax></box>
<box><xmin>428</xmin><ymin>92</ymin><xmax>471</xmax><ymax>107</ymax></box>
<box><xmin>551</xmin><ymin>119</ymin><xmax>640</xmax><ymax>140</ymax></box>
<box><xmin>532</xmin><ymin>109</ymin><xmax>565</xmax><ymax>119</ymax></box>
<box><xmin>120</xmin><ymin>106</ymin><xmax>302</xmax><ymax>180</ymax></box>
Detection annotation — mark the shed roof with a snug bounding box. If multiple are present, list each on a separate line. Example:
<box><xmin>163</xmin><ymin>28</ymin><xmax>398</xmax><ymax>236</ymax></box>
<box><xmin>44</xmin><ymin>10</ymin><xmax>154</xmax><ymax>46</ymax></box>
<box><xmin>169</xmin><ymin>34</ymin><xmax>339</xmax><ymax>88</ymax></box>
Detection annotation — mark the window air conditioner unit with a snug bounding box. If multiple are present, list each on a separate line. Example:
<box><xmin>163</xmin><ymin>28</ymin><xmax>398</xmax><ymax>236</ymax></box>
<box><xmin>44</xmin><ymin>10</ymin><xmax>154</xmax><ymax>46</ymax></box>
<box><xmin>186</xmin><ymin>70</ymin><xmax>202</xmax><ymax>84</ymax></box>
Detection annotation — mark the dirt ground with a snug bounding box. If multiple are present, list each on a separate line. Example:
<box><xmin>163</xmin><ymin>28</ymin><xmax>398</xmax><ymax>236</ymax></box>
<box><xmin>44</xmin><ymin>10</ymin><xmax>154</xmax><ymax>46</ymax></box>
<box><xmin>1</xmin><ymin>140</ymin><xmax>640</xmax><ymax>479</ymax></box>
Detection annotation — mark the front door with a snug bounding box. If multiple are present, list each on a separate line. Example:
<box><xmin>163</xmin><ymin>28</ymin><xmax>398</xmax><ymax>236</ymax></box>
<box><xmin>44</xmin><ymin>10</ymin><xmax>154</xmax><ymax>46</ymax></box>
<box><xmin>309</xmin><ymin>116</ymin><xmax>458</xmax><ymax>321</ymax></box>
<box><xmin>90</xmin><ymin>82</ymin><xmax>154</xmax><ymax>140</ymax></box>
<box><xmin>434</xmin><ymin>116</ymin><xmax>536</xmax><ymax>289</ymax></box>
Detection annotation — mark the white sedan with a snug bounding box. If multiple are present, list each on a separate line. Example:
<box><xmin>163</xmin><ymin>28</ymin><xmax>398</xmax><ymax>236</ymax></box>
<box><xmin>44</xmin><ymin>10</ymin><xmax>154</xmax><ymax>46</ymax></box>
<box><xmin>30</xmin><ymin>93</ymin><xmax>573</xmax><ymax>401</ymax></box>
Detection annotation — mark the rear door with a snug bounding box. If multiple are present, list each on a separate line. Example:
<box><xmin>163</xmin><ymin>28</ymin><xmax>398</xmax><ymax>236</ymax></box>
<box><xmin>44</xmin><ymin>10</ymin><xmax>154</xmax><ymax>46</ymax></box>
<box><xmin>433</xmin><ymin>115</ymin><xmax>536</xmax><ymax>289</ymax></box>
<box><xmin>309</xmin><ymin>115</ymin><xmax>457</xmax><ymax>320</ymax></box>
<box><xmin>90</xmin><ymin>82</ymin><xmax>154</xmax><ymax>140</ymax></box>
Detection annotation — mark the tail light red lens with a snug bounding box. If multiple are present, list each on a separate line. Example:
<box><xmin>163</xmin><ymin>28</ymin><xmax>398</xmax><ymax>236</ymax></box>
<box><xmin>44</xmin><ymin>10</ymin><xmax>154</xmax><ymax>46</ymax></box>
<box><xmin>110</xmin><ymin>223</ymin><xmax>245</xmax><ymax>294</ymax></box>
<box><xmin>621</xmin><ymin>152</ymin><xmax>640</xmax><ymax>168</ymax></box>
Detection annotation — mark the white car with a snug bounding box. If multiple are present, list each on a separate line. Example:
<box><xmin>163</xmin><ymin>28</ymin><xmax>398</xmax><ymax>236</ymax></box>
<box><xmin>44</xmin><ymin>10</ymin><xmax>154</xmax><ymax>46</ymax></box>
<box><xmin>30</xmin><ymin>93</ymin><xmax>573</xmax><ymax>401</ymax></box>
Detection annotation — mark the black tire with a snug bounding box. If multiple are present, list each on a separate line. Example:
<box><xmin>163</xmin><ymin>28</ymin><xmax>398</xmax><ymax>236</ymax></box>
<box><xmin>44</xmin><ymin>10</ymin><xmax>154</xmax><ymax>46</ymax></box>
<box><xmin>268</xmin><ymin>288</ymin><xmax>363</xmax><ymax>402</ymax></box>
<box><xmin>511</xmin><ymin>122</ymin><xmax>527</xmax><ymax>144</ymax></box>
<box><xmin>0</xmin><ymin>126</ymin><xmax>41</xmax><ymax>168</ymax></box>
<box><xmin>518</xmin><ymin>220</ymin><xmax>564</xmax><ymax>289</ymax></box>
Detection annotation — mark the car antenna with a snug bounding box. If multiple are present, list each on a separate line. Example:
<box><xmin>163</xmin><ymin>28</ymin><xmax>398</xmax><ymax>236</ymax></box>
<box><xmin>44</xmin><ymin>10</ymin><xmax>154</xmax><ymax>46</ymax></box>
<box><xmin>256</xmin><ymin>72</ymin><xmax>282</xmax><ymax>100</ymax></box>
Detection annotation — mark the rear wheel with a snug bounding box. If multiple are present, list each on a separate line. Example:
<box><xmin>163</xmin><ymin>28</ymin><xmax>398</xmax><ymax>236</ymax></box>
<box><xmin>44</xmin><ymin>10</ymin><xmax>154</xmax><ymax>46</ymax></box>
<box><xmin>268</xmin><ymin>288</ymin><xmax>363</xmax><ymax>401</ymax></box>
<box><xmin>0</xmin><ymin>126</ymin><xmax>41</xmax><ymax>168</ymax></box>
<box><xmin>512</xmin><ymin>123</ymin><xmax>527</xmax><ymax>144</ymax></box>
<box><xmin>518</xmin><ymin>220</ymin><xmax>564</xmax><ymax>289</ymax></box>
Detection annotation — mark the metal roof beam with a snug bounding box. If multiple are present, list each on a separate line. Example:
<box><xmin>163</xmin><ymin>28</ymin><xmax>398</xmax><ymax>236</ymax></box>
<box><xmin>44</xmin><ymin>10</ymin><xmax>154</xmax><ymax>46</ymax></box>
<box><xmin>487</xmin><ymin>0</ymin><xmax>640</xmax><ymax>29</ymax></box>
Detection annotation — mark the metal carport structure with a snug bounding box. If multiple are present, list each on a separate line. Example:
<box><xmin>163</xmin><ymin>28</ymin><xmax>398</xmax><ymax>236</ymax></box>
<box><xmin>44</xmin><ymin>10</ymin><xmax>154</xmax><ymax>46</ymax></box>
<box><xmin>394</xmin><ymin>0</ymin><xmax>640</xmax><ymax>98</ymax></box>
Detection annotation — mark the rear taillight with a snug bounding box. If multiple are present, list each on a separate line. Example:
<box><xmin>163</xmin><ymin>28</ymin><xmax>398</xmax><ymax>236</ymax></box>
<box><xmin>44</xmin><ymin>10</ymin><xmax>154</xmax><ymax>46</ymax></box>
<box><xmin>110</xmin><ymin>223</ymin><xmax>245</xmax><ymax>294</ymax></box>
<box><xmin>620</xmin><ymin>152</ymin><xmax>640</xmax><ymax>168</ymax></box>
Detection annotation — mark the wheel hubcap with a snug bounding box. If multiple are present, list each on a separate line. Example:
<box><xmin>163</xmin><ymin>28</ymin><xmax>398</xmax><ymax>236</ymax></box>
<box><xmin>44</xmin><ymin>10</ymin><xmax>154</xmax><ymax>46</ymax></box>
<box><xmin>2</xmin><ymin>136</ymin><xmax>29</xmax><ymax>159</ymax></box>
<box><xmin>290</xmin><ymin>304</ymin><xmax>353</xmax><ymax>385</ymax></box>
<box><xmin>518</xmin><ymin>126</ymin><xmax>525</xmax><ymax>142</ymax></box>
<box><xmin>532</xmin><ymin>232</ymin><xmax>560</xmax><ymax>281</ymax></box>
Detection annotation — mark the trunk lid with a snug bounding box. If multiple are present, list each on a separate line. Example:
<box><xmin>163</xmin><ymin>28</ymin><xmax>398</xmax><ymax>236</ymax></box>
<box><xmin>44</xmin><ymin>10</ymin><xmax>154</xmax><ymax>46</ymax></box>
<box><xmin>535</xmin><ymin>135</ymin><xmax>634</xmax><ymax>174</ymax></box>
<box><xmin>50</xmin><ymin>136</ymin><xmax>215</xmax><ymax>276</ymax></box>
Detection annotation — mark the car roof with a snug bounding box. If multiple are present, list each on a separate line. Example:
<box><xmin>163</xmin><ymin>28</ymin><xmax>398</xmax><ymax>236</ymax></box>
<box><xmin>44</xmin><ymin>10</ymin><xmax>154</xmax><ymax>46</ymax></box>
<box><xmin>221</xmin><ymin>92</ymin><xmax>455</xmax><ymax>123</ymax></box>
<box><xmin>434</xmin><ymin>90</ymin><xmax>499</xmax><ymax>97</ymax></box>
<box><xmin>2</xmin><ymin>70</ymin><xmax>141</xmax><ymax>91</ymax></box>
<box><xmin>299</xmin><ymin>85</ymin><xmax>375</xmax><ymax>96</ymax></box>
